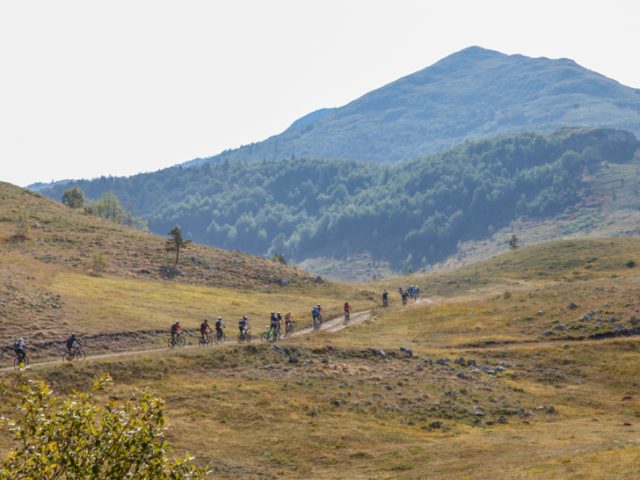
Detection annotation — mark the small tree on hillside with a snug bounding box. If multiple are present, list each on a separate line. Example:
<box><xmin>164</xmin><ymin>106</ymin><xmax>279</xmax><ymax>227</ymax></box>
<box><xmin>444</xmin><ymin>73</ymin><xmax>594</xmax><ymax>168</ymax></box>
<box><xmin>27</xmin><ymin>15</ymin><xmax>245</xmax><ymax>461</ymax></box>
<box><xmin>13</xmin><ymin>211</ymin><xmax>30</xmax><ymax>239</ymax></box>
<box><xmin>61</xmin><ymin>187</ymin><xmax>85</xmax><ymax>209</ymax></box>
<box><xmin>166</xmin><ymin>225</ymin><xmax>191</xmax><ymax>269</ymax></box>
<box><xmin>508</xmin><ymin>234</ymin><xmax>519</xmax><ymax>250</ymax></box>
<box><xmin>0</xmin><ymin>376</ymin><xmax>206</xmax><ymax>479</ymax></box>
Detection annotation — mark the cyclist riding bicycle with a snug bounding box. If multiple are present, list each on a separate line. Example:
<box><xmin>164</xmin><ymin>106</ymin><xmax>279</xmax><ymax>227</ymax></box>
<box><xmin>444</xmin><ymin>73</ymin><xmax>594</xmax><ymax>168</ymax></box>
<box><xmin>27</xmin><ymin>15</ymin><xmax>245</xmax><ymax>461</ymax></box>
<box><xmin>285</xmin><ymin>312</ymin><xmax>293</xmax><ymax>330</ymax></box>
<box><xmin>170</xmin><ymin>322</ymin><xmax>181</xmax><ymax>343</ymax></box>
<box><xmin>382</xmin><ymin>290</ymin><xmax>389</xmax><ymax>307</ymax></box>
<box><xmin>269</xmin><ymin>312</ymin><xmax>279</xmax><ymax>339</ymax></box>
<box><xmin>215</xmin><ymin>317</ymin><xmax>225</xmax><ymax>340</ymax></box>
<box><xmin>66</xmin><ymin>333</ymin><xmax>81</xmax><ymax>354</ymax></box>
<box><xmin>200</xmin><ymin>319</ymin><xmax>211</xmax><ymax>342</ymax></box>
<box><xmin>239</xmin><ymin>315</ymin><xmax>249</xmax><ymax>336</ymax></box>
<box><xmin>13</xmin><ymin>338</ymin><xmax>26</xmax><ymax>363</ymax></box>
<box><xmin>344</xmin><ymin>302</ymin><xmax>351</xmax><ymax>314</ymax></box>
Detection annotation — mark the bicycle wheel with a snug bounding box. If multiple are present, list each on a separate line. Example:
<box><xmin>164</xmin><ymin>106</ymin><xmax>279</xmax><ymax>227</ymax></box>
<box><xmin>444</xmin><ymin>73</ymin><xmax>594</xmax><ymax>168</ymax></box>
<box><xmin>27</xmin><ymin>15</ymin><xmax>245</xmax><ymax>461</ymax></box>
<box><xmin>260</xmin><ymin>332</ymin><xmax>269</xmax><ymax>343</ymax></box>
<box><xmin>76</xmin><ymin>349</ymin><xmax>86</xmax><ymax>361</ymax></box>
<box><xmin>168</xmin><ymin>337</ymin><xmax>175</xmax><ymax>349</ymax></box>
<box><xmin>177</xmin><ymin>335</ymin><xmax>186</xmax><ymax>348</ymax></box>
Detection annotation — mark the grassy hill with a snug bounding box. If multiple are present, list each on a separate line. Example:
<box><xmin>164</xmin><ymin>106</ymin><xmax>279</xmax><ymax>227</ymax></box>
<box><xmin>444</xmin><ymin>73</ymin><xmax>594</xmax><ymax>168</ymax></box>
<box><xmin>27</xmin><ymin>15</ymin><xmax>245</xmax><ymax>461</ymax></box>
<box><xmin>2</xmin><ymin>237</ymin><xmax>639</xmax><ymax>478</ymax></box>
<box><xmin>0</xmin><ymin>182</ymin><xmax>373</xmax><ymax>359</ymax></box>
<box><xmin>38</xmin><ymin>128</ymin><xmax>640</xmax><ymax>275</ymax></box>
<box><xmin>187</xmin><ymin>46</ymin><xmax>640</xmax><ymax>166</ymax></box>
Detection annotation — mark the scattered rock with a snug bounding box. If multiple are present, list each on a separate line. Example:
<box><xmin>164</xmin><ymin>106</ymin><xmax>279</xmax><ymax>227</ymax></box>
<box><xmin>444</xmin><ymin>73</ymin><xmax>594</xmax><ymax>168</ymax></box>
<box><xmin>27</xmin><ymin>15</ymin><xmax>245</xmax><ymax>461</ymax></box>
<box><xmin>567</xmin><ymin>303</ymin><xmax>578</xmax><ymax>310</ymax></box>
<box><xmin>288</xmin><ymin>356</ymin><xmax>299</xmax><ymax>364</ymax></box>
<box><xmin>331</xmin><ymin>399</ymin><xmax>341</xmax><ymax>407</ymax></box>
<box><xmin>429</xmin><ymin>421</ymin><xmax>442</xmax><ymax>429</ymax></box>
<box><xmin>278</xmin><ymin>277</ymin><xmax>290</xmax><ymax>287</ymax></box>
<box><xmin>553</xmin><ymin>324</ymin><xmax>566</xmax><ymax>332</ymax></box>
<box><xmin>399</xmin><ymin>347</ymin><xmax>413</xmax><ymax>358</ymax></box>
<box><xmin>385</xmin><ymin>385</ymin><xmax>393</xmax><ymax>391</ymax></box>
<box><xmin>467</xmin><ymin>359</ymin><xmax>477</xmax><ymax>367</ymax></box>
<box><xmin>454</xmin><ymin>357</ymin><xmax>466</xmax><ymax>365</ymax></box>
<box><xmin>631</xmin><ymin>316</ymin><xmax>639</xmax><ymax>325</ymax></box>
<box><xmin>369</xmin><ymin>348</ymin><xmax>386</xmax><ymax>358</ymax></box>
<box><xmin>416</xmin><ymin>364</ymin><xmax>423</xmax><ymax>371</ymax></box>
<box><xmin>497</xmin><ymin>415</ymin><xmax>508</xmax><ymax>424</ymax></box>
<box><xmin>436</xmin><ymin>358</ymin><xmax>450</xmax><ymax>365</ymax></box>
<box><xmin>543</xmin><ymin>330</ymin><xmax>553</xmax><ymax>336</ymax></box>
<box><xmin>495</xmin><ymin>365</ymin><xmax>506</xmax><ymax>372</ymax></box>
<box><xmin>456</xmin><ymin>371</ymin><xmax>469</xmax><ymax>380</ymax></box>
<box><xmin>537</xmin><ymin>310</ymin><xmax>545</xmax><ymax>317</ymax></box>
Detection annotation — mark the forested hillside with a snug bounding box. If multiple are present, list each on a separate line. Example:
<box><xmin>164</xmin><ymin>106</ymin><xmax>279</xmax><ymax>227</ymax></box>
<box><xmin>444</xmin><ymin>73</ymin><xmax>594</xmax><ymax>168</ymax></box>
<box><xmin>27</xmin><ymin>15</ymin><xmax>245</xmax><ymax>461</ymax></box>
<box><xmin>40</xmin><ymin>128</ymin><xmax>640</xmax><ymax>271</ymax></box>
<box><xmin>184</xmin><ymin>46</ymin><xmax>640</xmax><ymax>167</ymax></box>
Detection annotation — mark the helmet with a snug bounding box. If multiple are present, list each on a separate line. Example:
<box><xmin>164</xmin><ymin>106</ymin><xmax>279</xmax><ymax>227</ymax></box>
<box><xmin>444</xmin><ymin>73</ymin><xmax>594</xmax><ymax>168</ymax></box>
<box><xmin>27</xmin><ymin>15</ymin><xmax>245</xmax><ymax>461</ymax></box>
<box><xmin>277</xmin><ymin>312</ymin><xmax>281</xmax><ymax>315</ymax></box>
<box><xmin>175</xmin><ymin>322</ymin><xmax>180</xmax><ymax>325</ymax></box>
<box><xmin>18</xmin><ymin>337</ymin><xmax>23</xmax><ymax>342</ymax></box>
<box><xmin>218</xmin><ymin>317</ymin><xmax>222</xmax><ymax>320</ymax></box>
<box><xmin>317</xmin><ymin>304</ymin><xmax>321</xmax><ymax>307</ymax></box>
<box><xmin>243</xmin><ymin>315</ymin><xmax>248</xmax><ymax>320</ymax></box>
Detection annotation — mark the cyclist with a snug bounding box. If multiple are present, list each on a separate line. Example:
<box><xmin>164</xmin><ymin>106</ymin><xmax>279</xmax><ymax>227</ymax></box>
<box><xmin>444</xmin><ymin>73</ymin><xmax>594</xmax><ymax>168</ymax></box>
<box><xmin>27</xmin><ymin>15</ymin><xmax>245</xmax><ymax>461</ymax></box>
<box><xmin>66</xmin><ymin>333</ymin><xmax>81</xmax><ymax>354</ymax></box>
<box><xmin>382</xmin><ymin>290</ymin><xmax>389</xmax><ymax>307</ymax></box>
<box><xmin>276</xmin><ymin>312</ymin><xmax>283</xmax><ymax>337</ymax></box>
<box><xmin>239</xmin><ymin>315</ymin><xmax>249</xmax><ymax>338</ymax></box>
<box><xmin>284</xmin><ymin>312</ymin><xmax>294</xmax><ymax>334</ymax></box>
<box><xmin>269</xmin><ymin>312</ymin><xmax>279</xmax><ymax>340</ymax></box>
<box><xmin>344</xmin><ymin>302</ymin><xmax>351</xmax><ymax>321</ymax></box>
<box><xmin>215</xmin><ymin>317</ymin><xmax>225</xmax><ymax>341</ymax></box>
<box><xmin>170</xmin><ymin>322</ymin><xmax>181</xmax><ymax>344</ymax></box>
<box><xmin>13</xmin><ymin>338</ymin><xmax>26</xmax><ymax>363</ymax></box>
<box><xmin>200</xmin><ymin>319</ymin><xmax>211</xmax><ymax>343</ymax></box>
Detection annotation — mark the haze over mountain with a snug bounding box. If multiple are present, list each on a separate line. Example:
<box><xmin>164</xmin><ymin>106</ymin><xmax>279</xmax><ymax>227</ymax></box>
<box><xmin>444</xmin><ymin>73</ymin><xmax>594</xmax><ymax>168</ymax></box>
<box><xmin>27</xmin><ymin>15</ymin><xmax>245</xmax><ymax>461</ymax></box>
<box><xmin>185</xmin><ymin>46</ymin><xmax>640</xmax><ymax>166</ymax></box>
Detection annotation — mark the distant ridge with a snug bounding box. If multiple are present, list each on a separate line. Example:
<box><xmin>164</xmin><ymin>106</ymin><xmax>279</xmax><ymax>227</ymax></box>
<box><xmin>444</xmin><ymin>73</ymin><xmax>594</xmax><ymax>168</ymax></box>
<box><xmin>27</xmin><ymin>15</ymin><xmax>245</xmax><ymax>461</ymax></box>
<box><xmin>193</xmin><ymin>46</ymin><xmax>640</xmax><ymax>165</ymax></box>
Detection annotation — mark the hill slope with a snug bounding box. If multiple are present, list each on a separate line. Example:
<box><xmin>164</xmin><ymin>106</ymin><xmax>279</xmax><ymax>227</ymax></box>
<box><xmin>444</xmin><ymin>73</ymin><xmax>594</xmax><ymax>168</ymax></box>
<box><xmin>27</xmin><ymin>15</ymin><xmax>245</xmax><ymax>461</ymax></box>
<box><xmin>3</xmin><ymin>237</ymin><xmax>640</xmax><ymax>479</ymax></box>
<box><xmin>0</xmin><ymin>181</ymin><xmax>374</xmax><ymax>359</ymax></box>
<box><xmin>192</xmin><ymin>46</ymin><xmax>640</xmax><ymax>165</ymax></box>
<box><xmin>39</xmin><ymin>128</ymin><xmax>640</xmax><ymax>273</ymax></box>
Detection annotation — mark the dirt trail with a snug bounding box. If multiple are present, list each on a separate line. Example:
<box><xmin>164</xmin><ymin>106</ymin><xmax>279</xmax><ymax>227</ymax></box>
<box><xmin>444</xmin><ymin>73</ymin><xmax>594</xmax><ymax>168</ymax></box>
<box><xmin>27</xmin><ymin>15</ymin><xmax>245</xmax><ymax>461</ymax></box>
<box><xmin>0</xmin><ymin>308</ymin><xmax>376</xmax><ymax>373</ymax></box>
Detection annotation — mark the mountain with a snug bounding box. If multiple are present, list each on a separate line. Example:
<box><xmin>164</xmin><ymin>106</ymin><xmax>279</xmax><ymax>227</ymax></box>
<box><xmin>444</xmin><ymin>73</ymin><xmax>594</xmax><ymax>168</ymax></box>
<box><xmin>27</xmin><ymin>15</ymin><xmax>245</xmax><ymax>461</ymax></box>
<box><xmin>196</xmin><ymin>46</ymin><xmax>640</xmax><ymax>165</ymax></box>
<box><xmin>38</xmin><ymin>128</ymin><xmax>640</xmax><ymax>275</ymax></box>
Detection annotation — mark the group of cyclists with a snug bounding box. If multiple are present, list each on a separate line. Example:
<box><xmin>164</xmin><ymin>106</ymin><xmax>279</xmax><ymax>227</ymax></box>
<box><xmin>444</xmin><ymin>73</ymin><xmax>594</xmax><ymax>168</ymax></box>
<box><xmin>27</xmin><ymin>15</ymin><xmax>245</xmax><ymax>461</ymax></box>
<box><xmin>9</xmin><ymin>301</ymin><xmax>360</xmax><ymax>365</ymax></box>
<box><xmin>11</xmin><ymin>333</ymin><xmax>83</xmax><ymax>368</ymax></box>
<box><xmin>400</xmin><ymin>285</ymin><xmax>421</xmax><ymax>305</ymax></box>
<box><xmin>169</xmin><ymin>301</ymin><xmax>354</xmax><ymax>347</ymax></box>
<box><xmin>381</xmin><ymin>285</ymin><xmax>422</xmax><ymax>307</ymax></box>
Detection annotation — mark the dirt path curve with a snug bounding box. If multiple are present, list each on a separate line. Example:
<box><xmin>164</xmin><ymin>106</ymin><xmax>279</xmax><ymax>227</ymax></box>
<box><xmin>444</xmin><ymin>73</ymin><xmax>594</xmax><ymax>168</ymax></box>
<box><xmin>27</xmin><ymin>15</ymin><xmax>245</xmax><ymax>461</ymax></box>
<box><xmin>0</xmin><ymin>309</ymin><xmax>376</xmax><ymax>374</ymax></box>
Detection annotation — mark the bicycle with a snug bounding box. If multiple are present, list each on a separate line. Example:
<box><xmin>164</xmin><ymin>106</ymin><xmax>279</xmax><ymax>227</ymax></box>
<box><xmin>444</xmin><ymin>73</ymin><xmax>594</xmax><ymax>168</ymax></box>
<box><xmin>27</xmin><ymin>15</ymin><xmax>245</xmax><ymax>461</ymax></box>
<box><xmin>260</xmin><ymin>326</ymin><xmax>279</xmax><ymax>343</ymax></box>
<box><xmin>168</xmin><ymin>332</ymin><xmax>186</xmax><ymax>349</ymax></box>
<box><xmin>313</xmin><ymin>314</ymin><xmax>323</xmax><ymax>331</ymax></box>
<box><xmin>199</xmin><ymin>332</ymin><xmax>213</xmax><ymax>347</ymax></box>
<box><xmin>214</xmin><ymin>330</ymin><xmax>226</xmax><ymax>344</ymax></box>
<box><xmin>63</xmin><ymin>345</ymin><xmax>86</xmax><ymax>361</ymax></box>
<box><xmin>14</xmin><ymin>352</ymin><xmax>30</xmax><ymax>370</ymax></box>
<box><xmin>285</xmin><ymin>321</ymin><xmax>294</xmax><ymax>337</ymax></box>
<box><xmin>344</xmin><ymin>311</ymin><xmax>351</xmax><ymax>325</ymax></box>
<box><xmin>238</xmin><ymin>328</ymin><xmax>252</xmax><ymax>343</ymax></box>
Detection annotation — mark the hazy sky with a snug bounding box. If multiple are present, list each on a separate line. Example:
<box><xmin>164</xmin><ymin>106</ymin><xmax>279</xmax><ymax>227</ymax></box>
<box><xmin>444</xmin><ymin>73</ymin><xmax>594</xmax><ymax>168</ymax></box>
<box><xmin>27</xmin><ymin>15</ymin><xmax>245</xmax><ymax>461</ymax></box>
<box><xmin>1</xmin><ymin>0</ymin><xmax>638</xmax><ymax>187</ymax></box>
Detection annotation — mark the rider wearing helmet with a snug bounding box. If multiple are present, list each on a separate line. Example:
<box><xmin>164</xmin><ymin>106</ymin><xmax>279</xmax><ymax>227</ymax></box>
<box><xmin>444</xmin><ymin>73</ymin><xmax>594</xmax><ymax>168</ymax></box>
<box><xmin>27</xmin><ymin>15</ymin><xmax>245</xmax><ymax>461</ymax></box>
<box><xmin>200</xmin><ymin>319</ymin><xmax>211</xmax><ymax>342</ymax></box>
<box><xmin>285</xmin><ymin>312</ymin><xmax>293</xmax><ymax>330</ymax></box>
<box><xmin>13</xmin><ymin>338</ymin><xmax>26</xmax><ymax>363</ymax></box>
<box><xmin>170</xmin><ymin>321</ymin><xmax>181</xmax><ymax>339</ymax></box>
<box><xmin>66</xmin><ymin>333</ymin><xmax>80</xmax><ymax>354</ymax></box>
<box><xmin>239</xmin><ymin>315</ymin><xmax>249</xmax><ymax>337</ymax></box>
<box><xmin>215</xmin><ymin>317</ymin><xmax>225</xmax><ymax>340</ymax></box>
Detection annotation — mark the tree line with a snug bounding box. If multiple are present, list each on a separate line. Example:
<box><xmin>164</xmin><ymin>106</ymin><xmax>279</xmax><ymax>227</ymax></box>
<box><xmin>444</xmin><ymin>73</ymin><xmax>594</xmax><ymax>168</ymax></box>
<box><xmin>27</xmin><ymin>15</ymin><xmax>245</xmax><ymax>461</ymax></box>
<box><xmin>49</xmin><ymin>128</ymin><xmax>639</xmax><ymax>270</ymax></box>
